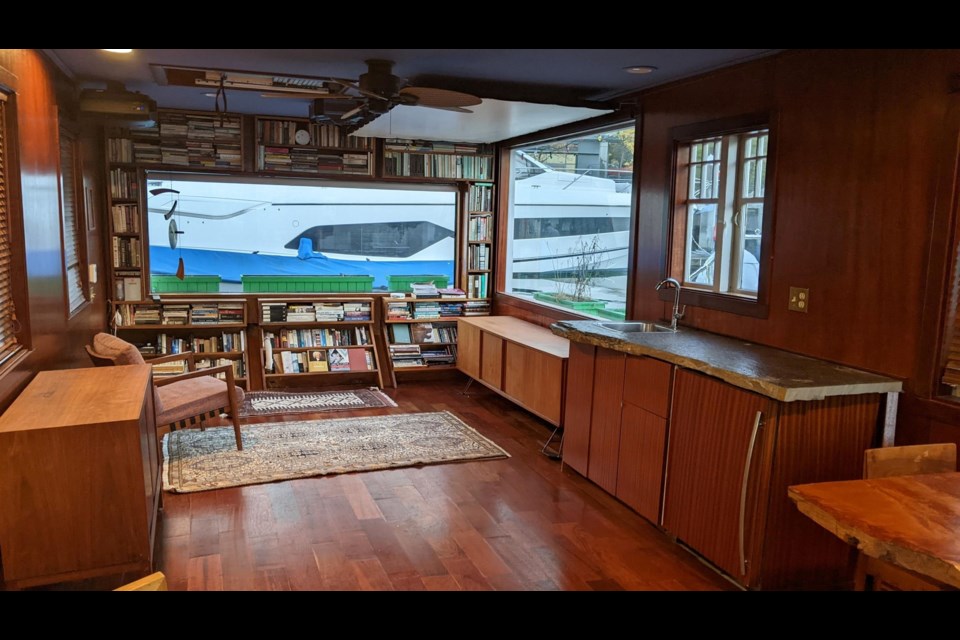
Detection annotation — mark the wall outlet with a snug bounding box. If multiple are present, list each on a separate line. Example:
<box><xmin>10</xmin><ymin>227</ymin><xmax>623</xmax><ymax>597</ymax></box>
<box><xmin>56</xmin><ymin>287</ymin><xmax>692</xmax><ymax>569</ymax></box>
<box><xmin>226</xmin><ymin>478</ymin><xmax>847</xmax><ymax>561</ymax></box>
<box><xmin>789</xmin><ymin>287</ymin><xmax>809</xmax><ymax>313</ymax></box>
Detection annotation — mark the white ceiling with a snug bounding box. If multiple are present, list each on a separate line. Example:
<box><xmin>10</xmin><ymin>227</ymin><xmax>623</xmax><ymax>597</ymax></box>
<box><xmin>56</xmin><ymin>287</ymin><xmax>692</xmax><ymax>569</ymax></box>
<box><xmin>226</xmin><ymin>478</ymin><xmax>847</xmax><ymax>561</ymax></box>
<box><xmin>48</xmin><ymin>49</ymin><xmax>778</xmax><ymax>142</ymax></box>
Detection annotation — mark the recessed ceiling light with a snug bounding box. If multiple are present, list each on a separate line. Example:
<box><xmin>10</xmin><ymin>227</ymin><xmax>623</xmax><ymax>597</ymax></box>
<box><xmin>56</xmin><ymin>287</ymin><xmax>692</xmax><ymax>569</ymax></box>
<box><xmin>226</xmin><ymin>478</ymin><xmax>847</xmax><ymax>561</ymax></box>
<box><xmin>624</xmin><ymin>65</ymin><xmax>657</xmax><ymax>75</ymax></box>
<box><xmin>102</xmin><ymin>49</ymin><xmax>133</xmax><ymax>54</ymax></box>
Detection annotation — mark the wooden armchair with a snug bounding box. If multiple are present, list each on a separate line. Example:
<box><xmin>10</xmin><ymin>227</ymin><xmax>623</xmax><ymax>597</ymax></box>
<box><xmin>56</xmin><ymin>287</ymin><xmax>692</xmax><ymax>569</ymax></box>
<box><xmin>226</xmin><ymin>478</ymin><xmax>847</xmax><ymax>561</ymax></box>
<box><xmin>86</xmin><ymin>333</ymin><xmax>244</xmax><ymax>450</ymax></box>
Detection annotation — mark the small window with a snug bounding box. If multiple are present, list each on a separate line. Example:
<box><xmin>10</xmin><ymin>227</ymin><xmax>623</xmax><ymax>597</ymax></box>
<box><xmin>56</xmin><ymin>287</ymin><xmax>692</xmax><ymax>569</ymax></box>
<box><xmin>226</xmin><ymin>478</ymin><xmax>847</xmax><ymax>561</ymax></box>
<box><xmin>669</xmin><ymin>117</ymin><xmax>774</xmax><ymax>315</ymax></box>
<box><xmin>58</xmin><ymin>128</ymin><xmax>87</xmax><ymax>314</ymax></box>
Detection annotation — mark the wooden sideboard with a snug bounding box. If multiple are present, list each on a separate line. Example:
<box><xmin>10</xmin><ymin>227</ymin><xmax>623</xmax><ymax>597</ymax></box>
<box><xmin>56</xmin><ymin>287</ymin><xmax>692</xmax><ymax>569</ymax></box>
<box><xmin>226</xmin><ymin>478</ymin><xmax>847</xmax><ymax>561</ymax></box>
<box><xmin>0</xmin><ymin>365</ymin><xmax>159</xmax><ymax>589</ymax></box>
<box><xmin>457</xmin><ymin>316</ymin><xmax>569</xmax><ymax>426</ymax></box>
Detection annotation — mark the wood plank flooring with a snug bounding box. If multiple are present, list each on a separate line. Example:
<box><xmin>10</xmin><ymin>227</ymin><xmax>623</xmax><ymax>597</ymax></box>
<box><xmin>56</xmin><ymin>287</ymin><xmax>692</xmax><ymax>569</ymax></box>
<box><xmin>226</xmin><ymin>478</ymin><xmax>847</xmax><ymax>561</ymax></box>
<box><xmin>156</xmin><ymin>378</ymin><xmax>732</xmax><ymax>591</ymax></box>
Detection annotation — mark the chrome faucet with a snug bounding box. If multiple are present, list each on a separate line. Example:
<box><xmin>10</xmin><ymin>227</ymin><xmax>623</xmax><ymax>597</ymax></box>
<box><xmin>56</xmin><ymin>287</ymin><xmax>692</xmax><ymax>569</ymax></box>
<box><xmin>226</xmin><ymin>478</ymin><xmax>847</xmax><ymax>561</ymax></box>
<box><xmin>656</xmin><ymin>278</ymin><xmax>686</xmax><ymax>332</ymax></box>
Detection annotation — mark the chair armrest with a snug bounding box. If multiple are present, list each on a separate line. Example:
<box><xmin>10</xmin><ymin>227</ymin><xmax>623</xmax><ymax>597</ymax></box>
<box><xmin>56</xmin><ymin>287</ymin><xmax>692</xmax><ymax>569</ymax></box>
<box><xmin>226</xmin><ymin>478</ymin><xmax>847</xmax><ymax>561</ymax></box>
<box><xmin>154</xmin><ymin>364</ymin><xmax>234</xmax><ymax>387</ymax></box>
<box><xmin>149</xmin><ymin>352</ymin><xmax>196</xmax><ymax>370</ymax></box>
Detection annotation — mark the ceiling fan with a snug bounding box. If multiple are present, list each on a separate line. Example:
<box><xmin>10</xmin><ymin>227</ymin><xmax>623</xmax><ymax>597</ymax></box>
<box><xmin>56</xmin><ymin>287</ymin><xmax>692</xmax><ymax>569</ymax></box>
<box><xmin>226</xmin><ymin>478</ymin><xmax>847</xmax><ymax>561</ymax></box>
<box><xmin>152</xmin><ymin>60</ymin><xmax>482</xmax><ymax>132</ymax></box>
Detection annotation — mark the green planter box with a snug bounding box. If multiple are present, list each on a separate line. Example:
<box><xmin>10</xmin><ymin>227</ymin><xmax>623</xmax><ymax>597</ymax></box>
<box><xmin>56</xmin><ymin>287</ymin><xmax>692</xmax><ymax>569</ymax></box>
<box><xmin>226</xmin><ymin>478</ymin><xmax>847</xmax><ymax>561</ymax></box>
<box><xmin>533</xmin><ymin>291</ymin><xmax>608</xmax><ymax>311</ymax></box>
<box><xmin>151</xmin><ymin>275</ymin><xmax>221</xmax><ymax>293</ymax></box>
<box><xmin>387</xmin><ymin>274</ymin><xmax>451</xmax><ymax>293</ymax></box>
<box><xmin>241</xmin><ymin>275</ymin><xmax>374</xmax><ymax>293</ymax></box>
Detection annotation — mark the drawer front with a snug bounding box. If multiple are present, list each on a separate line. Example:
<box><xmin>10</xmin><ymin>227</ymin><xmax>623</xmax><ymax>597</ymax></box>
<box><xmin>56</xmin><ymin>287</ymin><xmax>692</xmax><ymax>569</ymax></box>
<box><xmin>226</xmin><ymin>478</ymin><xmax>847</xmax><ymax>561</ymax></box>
<box><xmin>623</xmin><ymin>356</ymin><xmax>673</xmax><ymax>418</ymax></box>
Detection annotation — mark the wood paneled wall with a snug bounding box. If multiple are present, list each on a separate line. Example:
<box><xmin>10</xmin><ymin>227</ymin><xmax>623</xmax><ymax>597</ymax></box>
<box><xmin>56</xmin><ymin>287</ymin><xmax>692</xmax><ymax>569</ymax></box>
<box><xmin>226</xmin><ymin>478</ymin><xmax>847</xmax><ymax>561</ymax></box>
<box><xmin>496</xmin><ymin>49</ymin><xmax>960</xmax><ymax>446</ymax></box>
<box><xmin>0</xmin><ymin>50</ymin><xmax>107</xmax><ymax>412</ymax></box>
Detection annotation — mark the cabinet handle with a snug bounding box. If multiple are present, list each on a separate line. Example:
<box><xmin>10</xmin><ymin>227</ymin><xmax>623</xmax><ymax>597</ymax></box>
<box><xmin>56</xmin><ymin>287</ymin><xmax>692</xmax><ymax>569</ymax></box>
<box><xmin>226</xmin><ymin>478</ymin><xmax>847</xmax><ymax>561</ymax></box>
<box><xmin>739</xmin><ymin>410</ymin><xmax>763</xmax><ymax>577</ymax></box>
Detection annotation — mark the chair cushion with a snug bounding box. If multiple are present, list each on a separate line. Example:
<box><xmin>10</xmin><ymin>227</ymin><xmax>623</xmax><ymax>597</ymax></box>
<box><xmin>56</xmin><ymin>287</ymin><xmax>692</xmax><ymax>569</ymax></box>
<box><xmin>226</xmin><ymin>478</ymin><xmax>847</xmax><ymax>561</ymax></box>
<box><xmin>156</xmin><ymin>376</ymin><xmax>245</xmax><ymax>426</ymax></box>
<box><xmin>92</xmin><ymin>333</ymin><xmax>146</xmax><ymax>366</ymax></box>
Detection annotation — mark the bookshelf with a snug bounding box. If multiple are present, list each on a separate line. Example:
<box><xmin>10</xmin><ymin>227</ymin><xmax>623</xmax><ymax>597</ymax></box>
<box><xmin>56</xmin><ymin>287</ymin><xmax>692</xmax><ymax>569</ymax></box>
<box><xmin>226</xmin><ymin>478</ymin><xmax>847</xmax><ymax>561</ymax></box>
<box><xmin>381</xmin><ymin>296</ymin><xmax>490</xmax><ymax>378</ymax></box>
<box><xmin>258</xmin><ymin>297</ymin><xmax>383</xmax><ymax>388</ymax></box>
<box><xmin>382</xmin><ymin>139</ymin><xmax>494</xmax><ymax>181</ymax></box>
<box><xmin>112</xmin><ymin>298</ymin><xmax>249</xmax><ymax>384</ymax></box>
<box><xmin>465</xmin><ymin>182</ymin><xmax>495</xmax><ymax>300</ymax></box>
<box><xmin>105</xmin><ymin>133</ymin><xmax>145</xmax><ymax>302</ymax></box>
<box><xmin>255</xmin><ymin>116</ymin><xmax>374</xmax><ymax>176</ymax></box>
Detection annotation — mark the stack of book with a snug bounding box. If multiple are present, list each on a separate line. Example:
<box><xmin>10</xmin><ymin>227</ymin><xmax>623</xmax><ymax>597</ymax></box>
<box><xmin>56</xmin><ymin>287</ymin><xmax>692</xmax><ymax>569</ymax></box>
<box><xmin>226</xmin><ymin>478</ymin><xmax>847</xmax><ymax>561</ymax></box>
<box><xmin>133</xmin><ymin>305</ymin><xmax>161</xmax><ymax>325</ymax></box>
<box><xmin>438</xmin><ymin>287</ymin><xmax>466</xmax><ymax>299</ymax></box>
<box><xmin>412</xmin><ymin>302</ymin><xmax>441</xmax><ymax>320</ymax></box>
<box><xmin>218</xmin><ymin>303</ymin><xmax>244</xmax><ymax>324</ymax></box>
<box><xmin>389</xmin><ymin>344</ymin><xmax>424</xmax><ymax>368</ymax></box>
<box><xmin>131</xmin><ymin>125</ymin><xmax>161</xmax><ymax>164</ymax></box>
<box><xmin>286</xmin><ymin>303</ymin><xmax>316</xmax><ymax>322</ymax></box>
<box><xmin>315</xmin><ymin>302</ymin><xmax>345</xmax><ymax>321</ymax></box>
<box><xmin>261</xmin><ymin>303</ymin><xmax>287</xmax><ymax>323</ymax></box>
<box><xmin>439</xmin><ymin>302</ymin><xmax>464</xmax><ymax>317</ymax></box>
<box><xmin>410</xmin><ymin>282</ymin><xmax>439</xmax><ymax>298</ymax></box>
<box><xmin>161</xmin><ymin>304</ymin><xmax>190</xmax><ymax>325</ymax></box>
<box><xmin>152</xmin><ymin>360</ymin><xmax>187</xmax><ymax>377</ymax></box>
<box><xmin>342</xmin><ymin>302</ymin><xmax>371</xmax><ymax>321</ymax></box>
<box><xmin>190</xmin><ymin>304</ymin><xmax>219</xmax><ymax>325</ymax></box>
<box><xmin>421</xmin><ymin>346</ymin><xmax>456</xmax><ymax>366</ymax></box>
<box><xmin>386</xmin><ymin>302</ymin><xmax>412</xmax><ymax>320</ymax></box>
<box><xmin>463</xmin><ymin>300</ymin><xmax>491</xmax><ymax>316</ymax></box>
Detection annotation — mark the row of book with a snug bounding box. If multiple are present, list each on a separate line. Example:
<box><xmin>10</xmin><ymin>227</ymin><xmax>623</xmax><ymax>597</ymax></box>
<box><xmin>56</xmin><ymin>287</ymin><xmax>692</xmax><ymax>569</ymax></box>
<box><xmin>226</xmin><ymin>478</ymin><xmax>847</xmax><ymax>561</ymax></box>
<box><xmin>466</xmin><ymin>274</ymin><xmax>489</xmax><ymax>299</ymax></box>
<box><xmin>109</xmin><ymin>168</ymin><xmax>139</xmax><ymax>200</ymax></box>
<box><xmin>383</xmin><ymin>139</ymin><xmax>492</xmax><ymax>155</ymax></box>
<box><xmin>389</xmin><ymin>322</ymin><xmax>457</xmax><ymax>345</ymax></box>
<box><xmin>383</xmin><ymin>152</ymin><xmax>494</xmax><ymax>180</ymax></box>
<box><xmin>387</xmin><ymin>300</ymin><xmax>483</xmax><ymax>319</ymax></box>
<box><xmin>261</xmin><ymin>302</ymin><xmax>371</xmax><ymax>323</ymax></box>
<box><xmin>269</xmin><ymin>348</ymin><xmax>374</xmax><ymax>374</ymax></box>
<box><xmin>113</xmin><ymin>272</ymin><xmax>142</xmax><ymax>301</ymax></box>
<box><xmin>141</xmin><ymin>331</ymin><xmax>246</xmax><ymax>355</ymax></box>
<box><xmin>107</xmin><ymin>137</ymin><xmax>135</xmax><ymax>163</ymax></box>
<box><xmin>467</xmin><ymin>244</ymin><xmax>491</xmax><ymax>270</ymax></box>
<box><xmin>111</xmin><ymin>204</ymin><xmax>140</xmax><ymax>234</ymax></box>
<box><xmin>468</xmin><ymin>183</ymin><xmax>494</xmax><ymax>212</ymax></box>
<box><xmin>256</xmin><ymin>146</ymin><xmax>370</xmax><ymax>175</ymax></box>
<box><xmin>256</xmin><ymin>120</ymin><xmax>374</xmax><ymax>149</ymax></box>
<box><xmin>112</xmin><ymin>237</ymin><xmax>141</xmax><ymax>269</ymax></box>
<box><xmin>467</xmin><ymin>213</ymin><xmax>492</xmax><ymax>242</ymax></box>
<box><xmin>156</xmin><ymin>112</ymin><xmax>243</xmax><ymax>170</ymax></box>
<box><xmin>152</xmin><ymin>357</ymin><xmax>246</xmax><ymax>379</ymax></box>
<box><xmin>117</xmin><ymin>302</ymin><xmax>244</xmax><ymax>326</ymax></box>
<box><xmin>388</xmin><ymin>344</ymin><xmax>458</xmax><ymax>368</ymax></box>
<box><xmin>263</xmin><ymin>326</ymin><xmax>371</xmax><ymax>349</ymax></box>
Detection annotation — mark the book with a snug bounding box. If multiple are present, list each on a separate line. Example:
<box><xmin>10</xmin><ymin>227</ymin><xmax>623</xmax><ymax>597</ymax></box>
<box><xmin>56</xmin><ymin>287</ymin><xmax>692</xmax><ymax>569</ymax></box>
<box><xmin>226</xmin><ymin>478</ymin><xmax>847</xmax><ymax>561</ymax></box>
<box><xmin>391</xmin><ymin>324</ymin><xmax>411</xmax><ymax>344</ymax></box>
<box><xmin>328</xmin><ymin>348</ymin><xmax>350</xmax><ymax>371</ymax></box>
<box><xmin>347</xmin><ymin>348</ymin><xmax>369</xmax><ymax>372</ymax></box>
<box><xmin>307</xmin><ymin>350</ymin><xmax>328</xmax><ymax>372</ymax></box>
<box><xmin>411</xmin><ymin>323</ymin><xmax>436</xmax><ymax>344</ymax></box>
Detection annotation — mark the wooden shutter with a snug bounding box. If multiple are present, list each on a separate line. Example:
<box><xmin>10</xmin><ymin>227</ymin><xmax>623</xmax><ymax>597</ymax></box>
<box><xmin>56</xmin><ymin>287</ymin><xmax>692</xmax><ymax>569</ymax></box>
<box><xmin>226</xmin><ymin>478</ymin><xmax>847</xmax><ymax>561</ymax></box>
<box><xmin>941</xmin><ymin>247</ymin><xmax>960</xmax><ymax>389</ymax></box>
<box><xmin>0</xmin><ymin>94</ymin><xmax>21</xmax><ymax>365</ymax></box>
<box><xmin>59</xmin><ymin>129</ymin><xmax>86</xmax><ymax>313</ymax></box>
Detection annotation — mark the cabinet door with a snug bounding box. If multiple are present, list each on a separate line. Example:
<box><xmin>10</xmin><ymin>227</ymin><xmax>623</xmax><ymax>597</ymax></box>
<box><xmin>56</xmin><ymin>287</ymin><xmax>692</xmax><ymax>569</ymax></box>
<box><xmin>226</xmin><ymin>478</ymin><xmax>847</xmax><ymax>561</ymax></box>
<box><xmin>616</xmin><ymin>403</ymin><xmax>667</xmax><ymax>523</ymax></box>
<box><xmin>481</xmin><ymin>333</ymin><xmax>504</xmax><ymax>388</ymax></box>
<box><xmin>456</xmin><ymin>320</ymin><xmax>481</xmax><ymax>380</ymax></box>
<box><xmin>562</xmin><ymin>342</ymin><xmax>596</xmax><ymax>475</ymax></box>
<box><xmin>587</xmin><ymin>348</ymin><xmax>626</xmax><ymax>494</ymax></box>
<box><xmin>503</xmin><ymin>342</ymin><xmax>564</xmax><ymax>425</ymax></box>
<box><xmin>662</xmin><ymin>369</ymin><xmax>776</xmax><ymax>584</ymax></box>
<box><xmin>623</xmin><ymin>356</ymin><xmax>672</xmax><ymax>418</ymax></box>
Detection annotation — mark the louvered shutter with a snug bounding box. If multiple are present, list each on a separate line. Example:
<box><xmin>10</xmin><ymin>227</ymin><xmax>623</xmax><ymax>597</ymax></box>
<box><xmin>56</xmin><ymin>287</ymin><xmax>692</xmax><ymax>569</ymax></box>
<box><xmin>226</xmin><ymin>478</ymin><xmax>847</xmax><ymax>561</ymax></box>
<box><xmin>941</xmin><ymin>256</ymin><xmax>960</xmax><ymax>391</ymax></box>
<box><xmin>59</xmin><ymin>130</ymin><xmax>86</xmax><ymax>313</ymax></box>
<box><xmin>0</xmin><ymin>95</ymin><xmax>22</xmax><ymax>365</ymax></box>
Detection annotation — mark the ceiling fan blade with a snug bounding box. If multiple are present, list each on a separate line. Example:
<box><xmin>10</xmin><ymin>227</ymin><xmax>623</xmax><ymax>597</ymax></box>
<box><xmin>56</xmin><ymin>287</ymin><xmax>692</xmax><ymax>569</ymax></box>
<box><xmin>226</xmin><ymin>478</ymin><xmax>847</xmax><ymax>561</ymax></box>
<box><xmin>340</xmin><ymin>105</ymin><xmax>365</xmax><ymax>120</ymax></box>
<box><xmin>417</xmin><ymin>105</ymin><xmax>474</xmax><ymax>114</ymax></box>
<box><xmin>400</xmin><ymin>86</ymin><xmax>481</xmax><ymax>108</ymax></box>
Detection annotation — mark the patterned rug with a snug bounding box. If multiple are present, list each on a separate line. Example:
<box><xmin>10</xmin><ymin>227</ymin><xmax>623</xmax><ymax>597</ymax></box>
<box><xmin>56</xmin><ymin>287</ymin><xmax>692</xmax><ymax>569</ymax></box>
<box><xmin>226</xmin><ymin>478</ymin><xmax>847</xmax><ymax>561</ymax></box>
<box><xmin>162</xmin><ymin>411</ymin><xmax>510</xmax><ymax>493</ymax></box>
<box><xmin>239</xmin><ymin>388</ymin><xmax>397</xmax><ymax>417</ymax></box>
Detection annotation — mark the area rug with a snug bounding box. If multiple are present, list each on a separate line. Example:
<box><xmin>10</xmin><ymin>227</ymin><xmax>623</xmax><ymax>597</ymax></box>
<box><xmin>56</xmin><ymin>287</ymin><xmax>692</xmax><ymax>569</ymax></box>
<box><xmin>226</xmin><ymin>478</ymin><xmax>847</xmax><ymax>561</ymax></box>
<box><xmin>162</xmin><ymin>411</ymin><xmax>510</xmax><ymax>493</ymax></box>
<box><xmin>239</xmin><ymin>388</ymin><xmax>397</xmax><ymax>417</ymax></box>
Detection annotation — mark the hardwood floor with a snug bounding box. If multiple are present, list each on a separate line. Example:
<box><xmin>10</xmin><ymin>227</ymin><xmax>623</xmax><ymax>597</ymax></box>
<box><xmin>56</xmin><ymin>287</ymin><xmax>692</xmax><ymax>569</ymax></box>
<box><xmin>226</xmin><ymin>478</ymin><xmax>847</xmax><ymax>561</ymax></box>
<box><xmin>156</xmin><ymin>377</ymin><xmax>732</xmax><ymax>591</ymax></box>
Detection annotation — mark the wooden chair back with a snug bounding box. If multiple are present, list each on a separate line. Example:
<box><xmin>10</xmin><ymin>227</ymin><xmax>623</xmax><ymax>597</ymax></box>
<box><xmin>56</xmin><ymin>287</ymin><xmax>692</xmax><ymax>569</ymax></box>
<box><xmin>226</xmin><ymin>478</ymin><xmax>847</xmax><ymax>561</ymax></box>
<box><xmin>863</xmin><ymin>443</ymin><xmax>957</xmax><ymax>480</ymax></box>
<box><xmin>85</xmin><ymin>344</ymin><xmax>119</xmax><ymax>367</ymax></box>
<box><xmin>115</xmin><ymin>571</ymin><xmax>168</xmax><ymax>591</ymax></box>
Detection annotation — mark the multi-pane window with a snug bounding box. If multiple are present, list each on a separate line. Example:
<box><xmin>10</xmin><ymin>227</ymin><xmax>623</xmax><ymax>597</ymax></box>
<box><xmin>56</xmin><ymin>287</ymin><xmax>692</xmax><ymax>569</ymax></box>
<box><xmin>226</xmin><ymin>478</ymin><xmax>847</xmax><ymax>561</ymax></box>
<box><xmin>676</xmin><ymin>128</ymin><xmax>769</xmax><ymax>298</ymax></box>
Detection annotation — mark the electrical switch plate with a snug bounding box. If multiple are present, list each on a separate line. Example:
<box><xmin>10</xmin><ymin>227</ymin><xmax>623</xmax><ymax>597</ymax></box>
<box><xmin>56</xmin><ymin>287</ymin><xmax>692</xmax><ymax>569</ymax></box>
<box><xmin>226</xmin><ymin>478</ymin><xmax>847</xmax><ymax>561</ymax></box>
<box><xmin>788</xmin><ymin>287</ymin><xmax>809</xmax><ymax>313</ymax></box>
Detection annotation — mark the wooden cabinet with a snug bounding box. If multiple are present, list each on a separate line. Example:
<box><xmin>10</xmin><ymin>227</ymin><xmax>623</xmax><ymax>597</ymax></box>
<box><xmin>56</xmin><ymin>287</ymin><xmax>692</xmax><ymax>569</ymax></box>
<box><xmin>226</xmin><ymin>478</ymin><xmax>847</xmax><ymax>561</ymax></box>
<box><xmin>662</xmin><ymin>369</ymin><xmax>776</xmax><ymax>584</ymax></box>
<box><xmin>457</xmin><ymin>316</ymin><xmax>569</xmax><ymax>426</ymax></box>
<box><xmin>562</xmin><ymin>342</ymin><xmax>596</xmax><ymax>475</ymax></box>
<box><xmin>587</xmin><ymin>348</ymin><xmax>627</xmax><ymax>493</ymax></box>
<box><xmin>0</xmin><ymin>366</ymin><xmax>159</xmax><ymax>589</ymax></box>
<box><xmin>617</xmin><ymin>405</ymin><xmax>668</xmax><ymax>523</ymax></box>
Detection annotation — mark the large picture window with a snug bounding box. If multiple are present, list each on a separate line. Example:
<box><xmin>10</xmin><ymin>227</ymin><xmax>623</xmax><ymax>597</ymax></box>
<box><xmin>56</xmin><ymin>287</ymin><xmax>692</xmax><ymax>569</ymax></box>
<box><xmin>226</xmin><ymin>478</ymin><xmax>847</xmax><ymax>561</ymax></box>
<box><xmin>503</xmin><ymin>124</ymin><xmax>635</xmax><ymax>320</ymax></box>
<box><xmin>146</xmin><ymin>174</ymin><xmax>457</xmax><ymax>293</ymax></box>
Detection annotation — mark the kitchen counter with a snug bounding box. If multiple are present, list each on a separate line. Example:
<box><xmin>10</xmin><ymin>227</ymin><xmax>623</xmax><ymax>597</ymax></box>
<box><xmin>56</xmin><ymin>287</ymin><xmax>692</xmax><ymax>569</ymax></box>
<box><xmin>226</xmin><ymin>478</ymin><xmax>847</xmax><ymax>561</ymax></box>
<box><xmin>551</xmin><ymin>321</ymin><xmax>902</xmax><ymax>402</ymax></box>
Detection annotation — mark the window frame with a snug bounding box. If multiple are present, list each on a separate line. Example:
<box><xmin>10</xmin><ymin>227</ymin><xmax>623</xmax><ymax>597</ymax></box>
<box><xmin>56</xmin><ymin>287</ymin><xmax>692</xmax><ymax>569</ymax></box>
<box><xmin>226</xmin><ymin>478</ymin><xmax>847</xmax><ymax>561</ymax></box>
<box><xmin>665</xmin><ymin>112</ymin><xmax>777</xmax><ymax>318</ymax></box>
<box><xmin>0</xmin><ymin>86</ymin><xmax>31</xmax><ymax>374</ymax></box>
<box><xmin>57</xmin><ymin>123</ymin><xmax>89</xmax><ymax>317</ymax></box>
<box><xmin>499</xmin><ymin>119</ymin><xmax>638</xmax><ymax>319</ymax></box>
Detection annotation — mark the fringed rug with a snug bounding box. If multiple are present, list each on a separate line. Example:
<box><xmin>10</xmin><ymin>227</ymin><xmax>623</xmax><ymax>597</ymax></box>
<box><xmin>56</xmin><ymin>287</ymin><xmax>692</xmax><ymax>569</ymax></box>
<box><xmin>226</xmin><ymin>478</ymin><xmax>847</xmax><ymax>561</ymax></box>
<box><xmin>239</xmin><ymin>388</ymin><xmax>397</xmax><ymax>417</ymax></box>
<box><xmin>162</xmin><ymin>411</ymin><xmax>510</xmax><ymax>493</ymax></box>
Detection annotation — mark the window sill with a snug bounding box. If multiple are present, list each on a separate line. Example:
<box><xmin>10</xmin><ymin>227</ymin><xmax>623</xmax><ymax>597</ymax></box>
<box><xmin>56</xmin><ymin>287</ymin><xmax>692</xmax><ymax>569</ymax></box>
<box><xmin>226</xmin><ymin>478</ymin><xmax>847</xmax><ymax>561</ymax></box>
<box><xmin>0</xmin><ymin>347</ymin><xmax>31</xmax><ymax>378</ymax></box>
<box><xmin>494</xmin><ymin>292</ymin><xmax>607</xmax><ymax>322</ymax></box>
<box><xmin>659</xmin><ymin>288</ymin><xmax>769</xmax><ymax>319</ymax></box>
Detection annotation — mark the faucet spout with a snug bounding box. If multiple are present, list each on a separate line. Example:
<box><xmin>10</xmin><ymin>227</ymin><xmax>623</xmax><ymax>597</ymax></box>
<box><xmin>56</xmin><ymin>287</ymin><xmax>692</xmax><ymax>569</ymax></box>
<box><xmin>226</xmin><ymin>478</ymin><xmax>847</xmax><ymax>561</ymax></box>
<box><xmin>655</xmin><ymin>278</ymin><xmax>685</xmax><ymax>331</ymax></box>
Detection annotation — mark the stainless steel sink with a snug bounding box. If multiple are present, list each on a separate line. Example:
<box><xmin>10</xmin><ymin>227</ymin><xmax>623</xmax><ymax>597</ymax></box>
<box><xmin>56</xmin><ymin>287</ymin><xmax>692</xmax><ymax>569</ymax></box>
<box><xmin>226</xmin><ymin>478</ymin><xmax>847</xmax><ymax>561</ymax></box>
<box><xmin>598</xmin><ymin>321</ymin><xmax>676</xmax><ymax>333</ymax></box>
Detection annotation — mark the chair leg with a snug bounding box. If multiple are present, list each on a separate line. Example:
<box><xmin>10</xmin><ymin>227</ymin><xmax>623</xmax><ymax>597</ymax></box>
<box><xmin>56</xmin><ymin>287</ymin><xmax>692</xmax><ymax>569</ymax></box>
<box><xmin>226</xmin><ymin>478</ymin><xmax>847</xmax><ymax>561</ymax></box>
<box><xmin>226</xmin><ymin>390</ymin><xmax>243</xmax><ymax>452</ymax></box>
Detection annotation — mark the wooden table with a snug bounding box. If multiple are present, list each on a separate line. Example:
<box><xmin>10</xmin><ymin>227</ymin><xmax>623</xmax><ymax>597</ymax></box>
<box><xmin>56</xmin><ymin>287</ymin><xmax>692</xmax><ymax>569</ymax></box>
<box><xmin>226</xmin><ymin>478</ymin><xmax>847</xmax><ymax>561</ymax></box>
<box><xmin>789</xmin><ymin>472</ymin><xmax>960</xmax><ymax>589</ymax></box>
<box><xmin>0</xmin><ymin>365</ymin><xmax>159</xmax><ymax>589</ymax></box>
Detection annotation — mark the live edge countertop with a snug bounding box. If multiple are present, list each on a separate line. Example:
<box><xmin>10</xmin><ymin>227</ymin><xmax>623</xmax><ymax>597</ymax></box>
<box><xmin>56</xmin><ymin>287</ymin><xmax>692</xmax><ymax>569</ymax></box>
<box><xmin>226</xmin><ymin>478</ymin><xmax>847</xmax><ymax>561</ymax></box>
<box><xmin>551</xmin><ymin>321</ymin><xmax>902</xmax><ymax>402</ymax></box>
